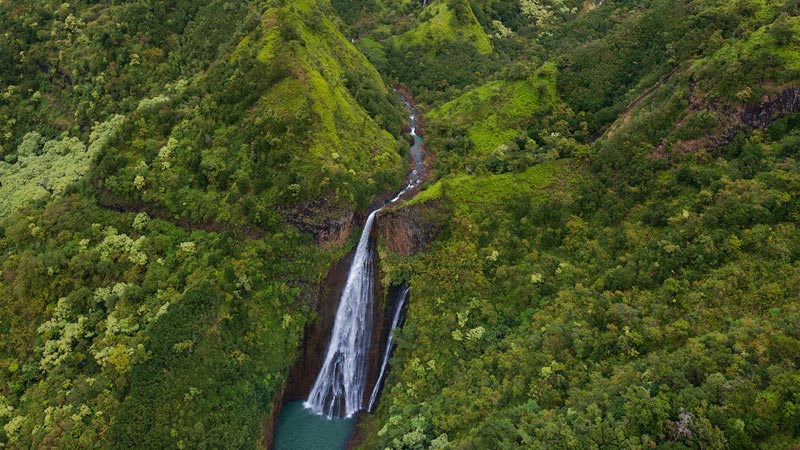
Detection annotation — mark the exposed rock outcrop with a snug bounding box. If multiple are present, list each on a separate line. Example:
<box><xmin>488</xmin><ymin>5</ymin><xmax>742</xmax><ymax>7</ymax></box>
<box><xmin>347</xmin><ymin>284</ymin><xmax>409</xmax><ymax>450</ymax></box>
<box><xmin>260</xmin><ymin>390</ymin><xmax>284</xmax><ymax>450</ymax></box>
<box><xmin>284</xmin><ymin>250</ymin><xmax>356</xmax><ymax>401</ymax></box>
<box><xmin>658</xmin><ymin>84</ymin><xmax>800</xmax><ymax>155</ymax></box>
<box><xmin>742</xmin><ymin>86</ymin><xmax>800</xmax><ymax>128</ymax></box>
<box><xmin>362</xmin><ymin>232</ymin><xmax>389</xmax><ymax>410</ymax></box>
<box><xmin>280</xmin><ymin>199</ymin><xmax>355</xmax><ymax>249</ymax></box>
<box><xmin>377</xmin><ymin>202</ymin><xmax>443</xmax><ymax>256</ymax></box>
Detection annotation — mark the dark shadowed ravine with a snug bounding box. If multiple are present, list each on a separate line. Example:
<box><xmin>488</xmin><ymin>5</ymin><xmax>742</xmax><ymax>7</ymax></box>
<box><xmin>272</xmin><ymin>95</ymin><xmax>424</xmax><ymax>450</ymax></box>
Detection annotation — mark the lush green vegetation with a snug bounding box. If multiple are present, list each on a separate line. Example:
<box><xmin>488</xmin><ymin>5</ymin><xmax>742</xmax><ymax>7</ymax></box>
<box><xmin>1</xmin><ymin>196</ymin><xmax>328</xmax><ymax>448</ymax></box>
<box><xmin>2</xmin><ymin>0</ymin><xmax>800</xmax><ymax>448</ymax></box>
<box><xmin>407</xmin><ymin>160</ymin><xmax>567</xmax><ymax>210</ymax></box>
<box><xmin>393</xmin><ymin>0</ymin><xmax>493</xmax><ymax>55</ymax></box>
<box><xmin>370</xmin><ymin>119</ymin><xmax>800</xmax><ymax>449</ymax></box>
<box><xmin>350</xmin><ymin>0</ymin><xmax>800</xmax><ymax>449</ymax></box>
<box><xmin>427</xmin><ymin>62</ymin><xmax>557</xmax><ymax>155</ymax></box>
<box><xmin>0</xmin><ymin>0</ymin><xmax>407</xmax><ymax>448</ymax></box>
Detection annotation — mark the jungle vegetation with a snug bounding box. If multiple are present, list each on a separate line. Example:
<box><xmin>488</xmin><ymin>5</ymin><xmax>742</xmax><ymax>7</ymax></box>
<box><xmin>1</xmin><ymin>0</ymin><xmax>799</xmax><ymax>449</ymax></box>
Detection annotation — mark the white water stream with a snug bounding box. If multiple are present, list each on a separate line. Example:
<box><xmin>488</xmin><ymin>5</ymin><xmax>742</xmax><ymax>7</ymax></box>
<box><xmin>304</xmin><ymin>97</ymin><xmax>421</xmax><ymax>418</ymax></box>
<box><xmin>367</xmin><ymin>285</ymin><xmax>410</xmax><ymax>412</ymax></box>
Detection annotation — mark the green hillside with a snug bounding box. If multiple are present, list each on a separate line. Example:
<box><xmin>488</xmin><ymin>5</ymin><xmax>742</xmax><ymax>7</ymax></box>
<box><xmin>0</xmin><ymin>0</ymin><xmax>406</xmax><ymax>448</ymax></box>
<box><xmin>2</xmin><ymin>0</ymin><xmax>800</xmax><ymax>449</ymax></box>
<box><xmin>427</xmin><ymin>62</ymin><xmax>558</xmax><ymax>157</ymax></box>
<box><xmin>356</xmin><ymin>0</ymin><xmax>800</xmax><ymax>449</ymax></box>
<box><xmin>393</xmin><ymin>0</ymin><xmax>493</xmax><ymax>55</ymax></box>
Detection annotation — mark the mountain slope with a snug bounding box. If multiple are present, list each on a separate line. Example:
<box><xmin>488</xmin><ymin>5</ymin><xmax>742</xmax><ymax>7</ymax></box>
<box><xmin>354</xmin><ymin>1</ymin><xmax>800</xmax><ymax>449</ymax></box>
<box><xmin>1</xmin><ymin>0</ymin><xmax>800</xmax><ymax>449</ymax></box>
<box><xmin>0</xmin><ymin>1</ymin><xmax>407</xmax><ymax>448</ymax></box>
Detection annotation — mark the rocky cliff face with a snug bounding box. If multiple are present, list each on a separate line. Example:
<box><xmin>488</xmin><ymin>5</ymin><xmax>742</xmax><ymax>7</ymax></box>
<box><xmin>285</xmin><ymin>251</ymin><xmax>357</xmax><ymax>402</ymax></box>
<box><xmin>377</xmin><ymin>202</ymin><xmax>443</xmax><ymax>256</ymax></box>
<box><xmin>262</xmin><ymin>231</ymin><xmax>390</xmax><ymax>447</ymax></box>
<box><xmin>742</xmin><ymin>86</ymin><xmax>800</xmax><ymax>128</ymax></box>
<box><xmin>362</xmin><ymin>230</ymin><xmax>389</xmax><ymax>410</ymax></box>
<box><xmin>260</xmin><ymin>249</ymin><xmax>355</xmax><ymax>449</ymax></box>
<box><xmin>660</xmin><ymin>84</ymin><xmax>800</xmax><ymax>155</ymax></box>
<box><xmin>261</xmin><ymin>390</ymin><xmax>284</xmax><ymax>450</ymax></box>
<box><xmin>281</xmin><ymin>199</ymin><xmax>355</xmax><ymax>249</ymax></box>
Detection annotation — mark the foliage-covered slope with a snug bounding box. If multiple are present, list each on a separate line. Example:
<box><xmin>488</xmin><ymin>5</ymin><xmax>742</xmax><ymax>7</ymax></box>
<box><xmin>356</xmin><ymin>0</ymin><xmax>800</xmax><ymax>449</ymax></box>
<box><xmin>0</xmin><ymin>0</ymin><xmax>407</xmax><ymax>448</ymax></box>
<box><xmin>88</xmin><ymin>0</ymin><xmax>407</xmax><ymax>227</ymax></box>
<box><xmin>1</xmin><ymin>0</ymin><xmax>407</xmax><ymax>224</ymax></box>
<box><xmin>2</xmin><ymin>0</ymin><xmax>800</xmax><ymax>449</ymax></box>
<box><xmin>335</xmin><ymin>0</ymin><xmax>507</xmax><ymax>103</ymax></box>
<box><xmin>427</xmin><ymin>62</ymin><xmax>556</xmax><ymax>155</ymax></box>
<box><xmin>390</xmin><ymin>0</ymin><xmax>493</xmax><ymax>55</ymax></box>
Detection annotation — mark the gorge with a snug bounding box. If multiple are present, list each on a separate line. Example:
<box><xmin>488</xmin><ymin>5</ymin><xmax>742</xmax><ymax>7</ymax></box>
<box><xmin>272</xmin><ymin>98</ymin><xmax>425</xmax><ymax>450</ymax></box>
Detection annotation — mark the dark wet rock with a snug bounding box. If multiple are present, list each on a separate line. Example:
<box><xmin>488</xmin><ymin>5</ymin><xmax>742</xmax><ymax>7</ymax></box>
<box><xmin>280</xmin><ymin>199</ymin><xmax>355</xmax><ymax>249</ymax></box>
<box><xmin>377</xmin><ymin>201</ymin><xmax>444</xmax><ymax>256</ymax></box>
<box><xmin>742</xmin><ymin>86</ymin><xmax>800</xmax><ymax>128</ymax></box>
<box><xmin>284</xmin><ymin>250</ymin><xmax>356</xmax><ymax>401</ymax></box>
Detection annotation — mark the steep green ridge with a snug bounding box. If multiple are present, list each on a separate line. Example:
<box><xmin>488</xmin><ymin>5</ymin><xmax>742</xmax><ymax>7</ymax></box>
<box><xmin>1</xmin><ymin>0</ymin><xmax>406</xmax><ymax>224</ymax></box>
<box><xmin>0</xmin><ymin>0</ymin><xmax>407</xmax><ymax>448</ymax></box>
<box><xmin>391</xmin><ymin>0</ymin><xmax>493</xmax><ymax>55</ymax></box>
<box><xmin>334</xmin><ymin>0</ymin><xmax>503</xmax><ymax>103</ymax></box>
<box><xmin>89</xmin><ymin>0</ymin><xmax>406</xmax><ymax>226</ymax></box>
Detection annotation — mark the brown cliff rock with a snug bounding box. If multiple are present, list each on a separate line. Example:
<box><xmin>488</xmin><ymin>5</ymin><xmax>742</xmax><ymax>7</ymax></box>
<box><xmin>377</xmin><ymin>201</ymin><xmax>444</xmax><ymax>256</ymax></box>
<box><xmin>280</xmin><ymin>199</ymin><xmax>355</xmax><ymax>249</ymax></box>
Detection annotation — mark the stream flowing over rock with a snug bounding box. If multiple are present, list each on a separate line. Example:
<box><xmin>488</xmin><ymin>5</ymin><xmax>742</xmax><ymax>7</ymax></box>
<box><xmin>304</xmin><ymin>210</ymin><xmax>381</xmax><ymax>418</ymax></box>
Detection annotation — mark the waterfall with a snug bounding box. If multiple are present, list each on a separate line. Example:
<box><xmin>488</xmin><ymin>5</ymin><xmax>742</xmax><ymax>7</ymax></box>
<box><xmin>304</xmin><ymin>209</ymin><xmax>380</xmax><ymax>418</ymax></box>
<box><xmin>304</xmin><ymin>92</ymin><xmax>422</xmax><ymax>419</ymax></box>
<box><xmin>367</xmin><ymin>285</ymin><xmax>410</xmax><ymax>413</ymax></box>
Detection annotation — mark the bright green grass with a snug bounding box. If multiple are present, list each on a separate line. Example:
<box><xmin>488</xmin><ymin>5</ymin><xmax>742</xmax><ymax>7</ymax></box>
<box><xmin>691</xmin><ymin>14</ymin><xmax>800</xmax><ymax>98</ymax></box>
<box><xmin>745</xmin><ymin>16</ymin><xmax>800</xmax><ymax>71</ymax></box>
<box><xmin>399</xmin><ymin>1</ymin><xmax>492</xmax><ymax>55</ymax></box>
<box><xmin>408</xmin><ymin>160</ymin><xmax>570</xmax><ymax>209</ymax></box>
<box><xmin>428</xmin><ymin>62</ymin><xmax>557</xmax><ymax>154</ymax></box>
<box><xmin>242</xmin><ymin>2</ymin><xmax>401</xmax><ymax>181</ymax></box>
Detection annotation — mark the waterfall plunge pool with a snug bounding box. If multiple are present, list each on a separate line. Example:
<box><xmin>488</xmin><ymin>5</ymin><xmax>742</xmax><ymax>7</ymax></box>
<box><xmin>272</xmin><ymin>402</ymin><xmax>354</xmax><ymax>450</ymax></box>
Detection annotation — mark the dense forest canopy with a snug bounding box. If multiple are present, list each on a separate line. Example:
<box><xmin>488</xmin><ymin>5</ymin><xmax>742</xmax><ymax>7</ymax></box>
<box><xmin>1</xmin><ymin>0</ymin><xmax>407</xmax><ymax>447</ymax></box>
<box><xmin>1</xmin><ymin>0</ymin><xmax>799</xmax><ymax>449</ymax></box>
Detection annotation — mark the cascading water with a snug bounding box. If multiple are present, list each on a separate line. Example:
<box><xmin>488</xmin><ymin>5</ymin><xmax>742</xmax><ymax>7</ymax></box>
<box><xmin>304</xmin><ymin>94</ymin><xmax>423</xmax><ymax>419</ymax></box>
<box><xmin>304</xmin><ymin>209</ymin><xmax>380</xmax><ymax>418</ymax></box>
<box><xmin>273</xmin><ymin>91</ymin><xmax>425</xmax><ymax>449</ymax></box>
<box><xmin>367</xmin><ymin>285</ymin><xmax>410</xmax><ymax>412</ymax></box>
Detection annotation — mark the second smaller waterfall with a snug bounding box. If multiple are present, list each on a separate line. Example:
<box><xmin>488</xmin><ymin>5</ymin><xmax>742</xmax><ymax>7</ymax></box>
<box><xmin>367</xmin><ymin>285</ymin><xmax>410</xmax><ymax>412</ymax></box>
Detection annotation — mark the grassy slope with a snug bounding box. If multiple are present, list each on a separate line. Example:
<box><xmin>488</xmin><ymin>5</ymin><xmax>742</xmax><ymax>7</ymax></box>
<box><xmin>408</xmin><ymin>160</ymin><xmax>569</xmax><ymax>209</ymax></box>
<box><xmin>90</xmin><ymin>0</ymin><xmax>405</xmax><ymax>225</ymax></box>
<box><xmin>428</xmin><ymin>62</ymin><xmax>557</xmax><ymax>154</ymax></box>
<box><xmin>341</xmin><ymin>0</ymin><xmax>499</xmax><ymax>104</ymax></box>
<box><xmin>396</xmin><ymin>1</ymin><xmax>493</xmax><ymax>55</ymax></box>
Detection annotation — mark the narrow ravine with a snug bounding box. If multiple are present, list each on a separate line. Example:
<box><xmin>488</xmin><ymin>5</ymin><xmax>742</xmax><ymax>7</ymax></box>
<box><xmin>272</xmin><ymin>94</ymin><xmax>425</xmax><ymax>450</ymax></box>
